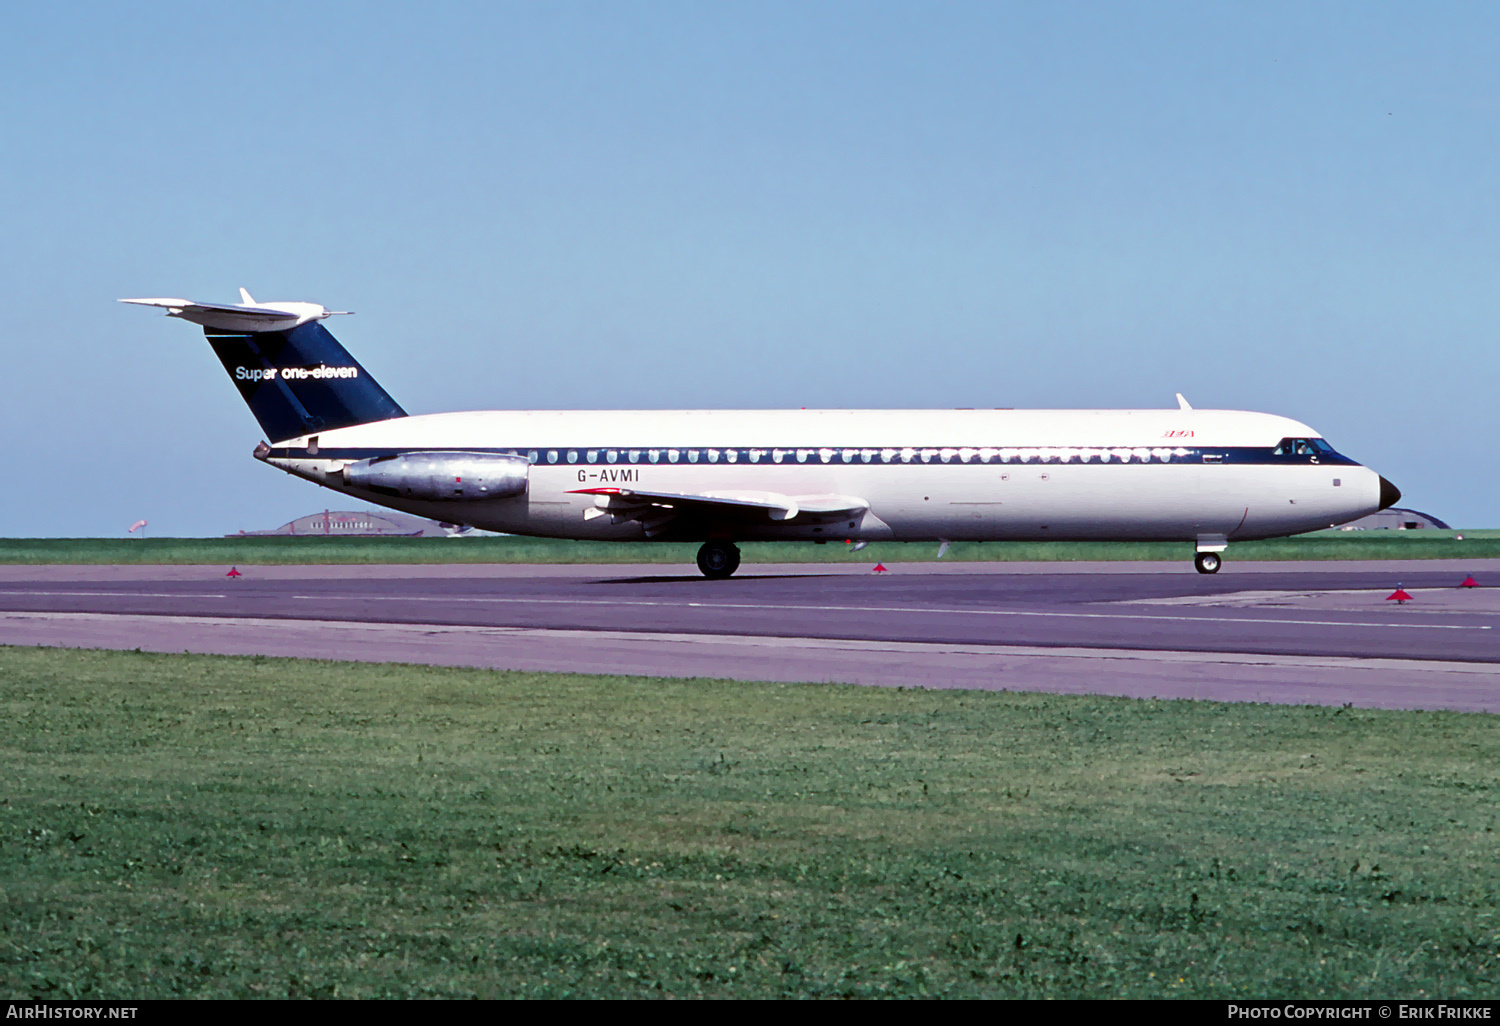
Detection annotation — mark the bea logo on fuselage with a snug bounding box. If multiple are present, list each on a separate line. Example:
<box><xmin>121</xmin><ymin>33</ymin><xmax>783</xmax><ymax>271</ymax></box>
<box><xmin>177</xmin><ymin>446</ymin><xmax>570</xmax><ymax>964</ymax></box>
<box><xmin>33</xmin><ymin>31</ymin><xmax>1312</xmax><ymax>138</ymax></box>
<box><xmin>235</xmin><ymin>365</ymin><xmax>359</xmax><ymax>383</ymax></box>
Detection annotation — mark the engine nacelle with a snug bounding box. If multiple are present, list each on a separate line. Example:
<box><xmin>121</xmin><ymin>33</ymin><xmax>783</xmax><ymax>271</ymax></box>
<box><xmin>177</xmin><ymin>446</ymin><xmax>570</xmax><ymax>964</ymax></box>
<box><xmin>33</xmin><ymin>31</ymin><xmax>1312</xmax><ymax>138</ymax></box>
<box><xmin>343</xmin><ymin>451</ymin><xmax>529</xmax><ymax>501</ymax></box>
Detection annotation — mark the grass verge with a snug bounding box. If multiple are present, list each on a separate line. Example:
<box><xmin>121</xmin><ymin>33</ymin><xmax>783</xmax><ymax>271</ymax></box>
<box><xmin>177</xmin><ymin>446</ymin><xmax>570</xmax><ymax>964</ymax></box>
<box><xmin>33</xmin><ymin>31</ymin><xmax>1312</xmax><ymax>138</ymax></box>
<box><xmin>1</xmin><ymin>646</ymin><xmax>1495</xmax><ymax>998</ymax></box>
<box><xmin>3</xmin><ymin>532</ymin><xmax>1499</xmax><ymax>565</ymax></box>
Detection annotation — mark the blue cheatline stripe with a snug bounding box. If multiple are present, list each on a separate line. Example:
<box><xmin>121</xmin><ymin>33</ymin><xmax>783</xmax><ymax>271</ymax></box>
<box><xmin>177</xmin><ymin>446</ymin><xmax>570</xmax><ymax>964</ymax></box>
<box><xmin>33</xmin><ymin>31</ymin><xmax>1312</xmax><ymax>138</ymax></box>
<box><xmin>265</xmin><ymin>443</ymin><xmax>1361</xmax><ymax>468</ymax></box>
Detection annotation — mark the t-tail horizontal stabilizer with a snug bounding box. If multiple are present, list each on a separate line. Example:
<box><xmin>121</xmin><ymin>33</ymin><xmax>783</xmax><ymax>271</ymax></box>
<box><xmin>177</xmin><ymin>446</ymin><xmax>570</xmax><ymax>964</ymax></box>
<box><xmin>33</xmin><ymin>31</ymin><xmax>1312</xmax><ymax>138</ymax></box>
<box><xmin>122</xmin><ymin>290</ymin><xmax>402</xmax><ymax>443</ymax></box>
<box><xmin>120</xmin><ymin>289</ymin><xmax>351</xmax><ymax>333</ymax></box>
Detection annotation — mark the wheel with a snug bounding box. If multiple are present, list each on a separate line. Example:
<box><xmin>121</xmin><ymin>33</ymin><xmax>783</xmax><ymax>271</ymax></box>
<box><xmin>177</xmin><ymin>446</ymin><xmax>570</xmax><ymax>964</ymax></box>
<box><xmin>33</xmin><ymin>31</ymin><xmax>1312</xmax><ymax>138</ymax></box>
<box><xmin>696</xmin><ymin>541</ymin><xmax>741</xmax><ymax>579</ymax></box>
<box><xmin>1194</xmin><ymin>551</ymin><xmax>1222</xmax><ymax>575</ymax></box>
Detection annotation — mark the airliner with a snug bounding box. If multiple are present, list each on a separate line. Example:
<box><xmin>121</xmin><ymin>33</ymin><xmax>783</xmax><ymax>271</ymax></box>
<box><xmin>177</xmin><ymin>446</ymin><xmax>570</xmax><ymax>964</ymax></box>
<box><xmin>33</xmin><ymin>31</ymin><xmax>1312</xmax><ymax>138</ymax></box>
<box><xmin>123</xmin><ymin>291</ymin><xmax>1400</xmax><ymax>577</ymax></box>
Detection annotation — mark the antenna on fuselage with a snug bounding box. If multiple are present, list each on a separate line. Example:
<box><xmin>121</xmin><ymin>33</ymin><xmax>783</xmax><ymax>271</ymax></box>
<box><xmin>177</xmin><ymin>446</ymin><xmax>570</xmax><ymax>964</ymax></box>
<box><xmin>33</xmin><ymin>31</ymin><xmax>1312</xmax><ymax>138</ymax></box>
<box><xmin>1176</xmin><ymin>393</ymin><xmax>1193</xmax><ymax>411</ymax></box>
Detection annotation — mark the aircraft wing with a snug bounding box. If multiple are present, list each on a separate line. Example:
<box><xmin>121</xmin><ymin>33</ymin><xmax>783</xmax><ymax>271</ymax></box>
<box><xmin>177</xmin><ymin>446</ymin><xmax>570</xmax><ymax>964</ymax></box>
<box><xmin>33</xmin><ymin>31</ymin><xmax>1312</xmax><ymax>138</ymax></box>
<box><xmin>569</xmin><ymin>487</ymin><xmax>868</xmax><ymax>537</ymax></box>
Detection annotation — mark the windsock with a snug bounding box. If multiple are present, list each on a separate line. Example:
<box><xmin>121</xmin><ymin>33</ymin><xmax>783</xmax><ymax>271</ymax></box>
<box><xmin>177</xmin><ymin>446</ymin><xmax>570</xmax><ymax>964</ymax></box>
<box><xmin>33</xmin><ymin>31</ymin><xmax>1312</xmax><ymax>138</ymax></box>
<box><xmin>128</xmin><ymin>520</ymin><xmax>148</xmax><ymax>533</ymax></box>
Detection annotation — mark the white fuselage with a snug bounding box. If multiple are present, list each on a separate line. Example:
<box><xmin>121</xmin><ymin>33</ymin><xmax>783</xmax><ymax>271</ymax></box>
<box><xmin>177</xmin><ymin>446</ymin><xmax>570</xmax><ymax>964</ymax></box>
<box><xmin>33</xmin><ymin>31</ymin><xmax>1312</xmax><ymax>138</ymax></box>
<box><xmin>260</xmin><ymin>407</ymin><xmax>1385</xmax><ymax>545</ymax></box>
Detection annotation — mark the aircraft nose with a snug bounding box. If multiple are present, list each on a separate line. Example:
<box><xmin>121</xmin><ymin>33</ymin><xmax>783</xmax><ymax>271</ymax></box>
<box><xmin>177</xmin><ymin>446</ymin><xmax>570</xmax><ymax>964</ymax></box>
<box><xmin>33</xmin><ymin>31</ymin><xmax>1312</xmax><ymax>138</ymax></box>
<box><xmin>1379</xmin><ymin>476</ymin><xmax>1402</xmax><ymax>510</ymax></box>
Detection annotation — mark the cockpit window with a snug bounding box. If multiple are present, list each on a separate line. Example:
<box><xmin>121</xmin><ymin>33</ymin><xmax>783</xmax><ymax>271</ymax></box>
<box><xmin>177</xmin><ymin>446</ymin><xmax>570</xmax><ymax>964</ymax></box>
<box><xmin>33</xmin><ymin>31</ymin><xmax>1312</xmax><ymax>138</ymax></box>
<box><xmin>1273</xmin><ymin>437</ymin><xmax>1338</xmax><ymax>457</ymax></box>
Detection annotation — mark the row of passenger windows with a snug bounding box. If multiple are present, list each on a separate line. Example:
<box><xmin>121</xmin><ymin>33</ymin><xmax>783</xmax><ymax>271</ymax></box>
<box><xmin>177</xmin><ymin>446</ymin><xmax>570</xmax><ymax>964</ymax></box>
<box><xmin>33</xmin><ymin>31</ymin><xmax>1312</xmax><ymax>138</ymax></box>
<box><xmin>517</xmin><ymin>446</ymin><xmax>1200</xmax><ymax>466</ymax></box>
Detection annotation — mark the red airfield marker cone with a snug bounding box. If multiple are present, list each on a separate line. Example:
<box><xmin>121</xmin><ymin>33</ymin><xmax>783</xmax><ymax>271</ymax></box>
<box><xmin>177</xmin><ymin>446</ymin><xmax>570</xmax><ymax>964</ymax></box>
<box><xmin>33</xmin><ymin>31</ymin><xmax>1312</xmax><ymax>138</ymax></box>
<box><xmin>872</xmin><ymin>563</ymin><xmax>889</xmax><ymax>574</ymax></box>
<box><xmin>225</xmin><ymin>567</ymin><xmax>243</xmax><ymax>578</ymax></box>
<box><xmin>1460</xmin><ymin>575</ymin><xmax>1479</xmax><ymax>588</ymax></box>
<box><xmin>1386</xmin><ymin>584</ymin><xmax>1412</xmax><ymax>604</ymax></box>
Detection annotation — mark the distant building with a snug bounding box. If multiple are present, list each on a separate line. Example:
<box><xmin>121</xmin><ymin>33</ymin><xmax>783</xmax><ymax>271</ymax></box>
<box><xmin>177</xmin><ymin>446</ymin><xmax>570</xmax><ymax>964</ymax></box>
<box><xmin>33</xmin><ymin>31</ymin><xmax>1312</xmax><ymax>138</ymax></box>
<box><xmin>230</xmin><ymin>509</ymin><xmax>453</xmax><ymax>538</ymax></box>
<box><xmin>1336</xmin><ymin>507</ymin><xmax>1451</xmax><ymax>531</ymax></box>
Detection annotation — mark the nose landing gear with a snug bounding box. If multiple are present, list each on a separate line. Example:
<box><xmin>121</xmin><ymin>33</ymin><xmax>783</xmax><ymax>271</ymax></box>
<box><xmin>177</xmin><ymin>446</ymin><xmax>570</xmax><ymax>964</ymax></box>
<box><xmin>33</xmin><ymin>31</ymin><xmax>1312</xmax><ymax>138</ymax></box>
<box><xmin>1194</xmin><ymin>551</ymin><xmax>1222</xmax><ymax>574</ymax></box>
<box><xmin>696</xmin><ymin>541</ymin><xmax>742</xmax><ymax>579</ymax></box>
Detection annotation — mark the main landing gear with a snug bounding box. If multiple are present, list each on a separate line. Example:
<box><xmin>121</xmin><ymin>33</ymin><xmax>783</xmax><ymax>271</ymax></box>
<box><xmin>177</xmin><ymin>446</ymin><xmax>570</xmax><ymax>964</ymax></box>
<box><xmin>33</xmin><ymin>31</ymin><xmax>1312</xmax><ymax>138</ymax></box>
<box><xmin>1194</xmin><ymin>551</ymin><xmax>1222</xmax><ymax>575</ymax></box>
<box><xmin>696</xmin><ymin>541</ymin><xmax>741</xmax><ymax>580</ymax></box>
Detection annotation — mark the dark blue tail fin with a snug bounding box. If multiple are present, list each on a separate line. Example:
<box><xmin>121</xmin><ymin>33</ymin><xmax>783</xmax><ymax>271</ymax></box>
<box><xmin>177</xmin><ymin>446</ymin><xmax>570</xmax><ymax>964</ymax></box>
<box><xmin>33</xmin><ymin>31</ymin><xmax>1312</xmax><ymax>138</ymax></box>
<box><xmin>205</xmin><ymin>322</ymin><xmax>406</xmax><ymax>442</ymax></box>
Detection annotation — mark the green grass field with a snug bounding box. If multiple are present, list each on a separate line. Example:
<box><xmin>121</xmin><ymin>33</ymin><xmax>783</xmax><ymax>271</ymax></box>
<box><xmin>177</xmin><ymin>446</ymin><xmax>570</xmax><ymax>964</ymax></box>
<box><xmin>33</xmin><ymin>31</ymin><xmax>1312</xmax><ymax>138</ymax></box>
<box><xmin>3</xmin><ymin>531</ymin><xmax>1498</xmax><ymax>564</ymax></box>
<box><xmin>1</xmin><ymin>646</ymin><xmax>1495</xmax><ymax>998</ymax></box>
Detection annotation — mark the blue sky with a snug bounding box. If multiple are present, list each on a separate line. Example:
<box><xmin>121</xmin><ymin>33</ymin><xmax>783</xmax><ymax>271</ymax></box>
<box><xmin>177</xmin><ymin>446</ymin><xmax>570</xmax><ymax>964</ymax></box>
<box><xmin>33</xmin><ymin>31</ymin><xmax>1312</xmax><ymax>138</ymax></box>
<box><xmin>2</xmin><ymin>1</ymin><xmax>1496</xmax><ymax>534</ymax></box>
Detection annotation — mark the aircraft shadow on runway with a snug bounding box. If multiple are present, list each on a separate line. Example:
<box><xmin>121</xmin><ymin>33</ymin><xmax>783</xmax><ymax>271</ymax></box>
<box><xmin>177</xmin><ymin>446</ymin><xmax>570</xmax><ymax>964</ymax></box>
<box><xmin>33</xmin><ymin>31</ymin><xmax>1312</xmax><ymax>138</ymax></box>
<box><xmin>595</xmin><ymin>573</ymin><xmax>847</xmax><ymax>585</ymax></box>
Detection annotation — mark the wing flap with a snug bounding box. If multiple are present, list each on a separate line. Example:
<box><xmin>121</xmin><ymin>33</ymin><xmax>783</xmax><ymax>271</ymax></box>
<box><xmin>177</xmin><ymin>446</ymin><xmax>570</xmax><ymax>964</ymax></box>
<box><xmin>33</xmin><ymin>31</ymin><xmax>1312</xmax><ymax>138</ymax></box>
<box><xmin>571</xmin><ymin>486</ymin><xmax>798</xmax><ymax>520</ymax></box>
<box><xmin>793</xmin><ymin>493</ymin><xmax>871</xmax><ymax>516</ymax></box>
<box><xmin>568</xmin><ymin>487</ymin><xmax>868</xmax><ymax>536</ymax></box>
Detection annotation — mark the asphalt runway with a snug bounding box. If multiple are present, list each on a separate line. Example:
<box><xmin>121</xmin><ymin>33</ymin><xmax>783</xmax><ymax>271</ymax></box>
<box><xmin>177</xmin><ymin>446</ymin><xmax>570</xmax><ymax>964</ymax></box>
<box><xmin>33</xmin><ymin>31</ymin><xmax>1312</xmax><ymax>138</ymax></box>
<box><xmin>2</xmin><ymin>559</ymin><xmax>1498</xmax><ymax>712</ymax></box>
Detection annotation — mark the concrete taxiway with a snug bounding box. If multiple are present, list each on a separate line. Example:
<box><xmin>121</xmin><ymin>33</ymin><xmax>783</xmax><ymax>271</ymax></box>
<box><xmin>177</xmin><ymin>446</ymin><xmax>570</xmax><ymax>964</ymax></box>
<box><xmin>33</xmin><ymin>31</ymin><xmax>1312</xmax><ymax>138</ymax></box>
<box><xmin>1</xmin><ymin>560</ymin><xmax>1497</xmax><ymax>712</ymax></box>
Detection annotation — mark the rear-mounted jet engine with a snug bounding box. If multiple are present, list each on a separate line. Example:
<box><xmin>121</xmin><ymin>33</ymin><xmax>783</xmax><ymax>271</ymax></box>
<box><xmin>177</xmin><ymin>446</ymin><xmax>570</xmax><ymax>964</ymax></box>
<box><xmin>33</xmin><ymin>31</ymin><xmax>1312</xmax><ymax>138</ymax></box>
<box><xmin>343</xmin><ymin>452</ymin><xmax>529</xmax><ymax>501</ymax></box>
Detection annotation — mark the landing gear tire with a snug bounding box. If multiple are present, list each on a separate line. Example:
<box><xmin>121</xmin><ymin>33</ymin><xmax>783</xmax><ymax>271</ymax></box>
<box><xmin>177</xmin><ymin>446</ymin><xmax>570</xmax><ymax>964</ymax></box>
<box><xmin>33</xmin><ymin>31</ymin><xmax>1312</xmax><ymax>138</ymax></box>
<box><xmin>696</xmin><ymin>541</ymin><xmax>741</xmax><ymax>579</ymax></box>
<box><xmin>1194</xmin><ymin>551</ymin><xmax>1222</xmax><ymax>575</ymax></box>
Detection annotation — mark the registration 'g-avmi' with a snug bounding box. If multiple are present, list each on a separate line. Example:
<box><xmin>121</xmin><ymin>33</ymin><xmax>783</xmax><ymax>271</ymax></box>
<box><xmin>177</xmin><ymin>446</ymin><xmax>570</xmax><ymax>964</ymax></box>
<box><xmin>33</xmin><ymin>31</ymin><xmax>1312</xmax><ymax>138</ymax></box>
<box><xmin>124</xmin><ymin>291</ymin><xmax>1402</xmax><ymax>577</ymax></box>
